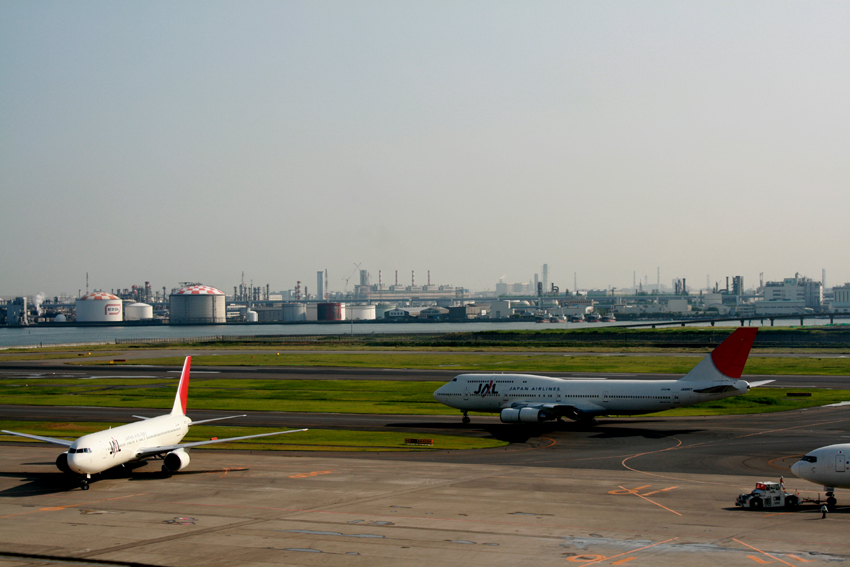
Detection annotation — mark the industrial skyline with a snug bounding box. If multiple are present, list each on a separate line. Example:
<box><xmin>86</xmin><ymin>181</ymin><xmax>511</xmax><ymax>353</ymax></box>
<box><xmin>2</xmin><ymin>3</ymin><xmax>849</xmax><ymax>296</ymax></box>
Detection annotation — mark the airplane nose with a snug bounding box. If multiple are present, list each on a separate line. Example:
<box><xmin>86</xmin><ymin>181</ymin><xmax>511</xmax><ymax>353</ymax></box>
<box><xmin>790</xmin><ymin>460</ymin><xmax>801</xmax><ymax>478</ymax></box>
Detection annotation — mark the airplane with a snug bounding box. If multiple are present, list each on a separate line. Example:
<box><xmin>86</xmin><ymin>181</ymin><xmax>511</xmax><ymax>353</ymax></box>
<box><xmin>433</xmin><ymin>327</ymin><xmax>769</xmax><ymax>425</ymax></box>
<box><xmin>791</xmin><ymin>444</ymin><xmax>850</xmax><ymax>508</ymax></box>
<box><xmin>2</xmin><ymin>356</ymin><xmax>306</xmax><ymax>490</ymax></box>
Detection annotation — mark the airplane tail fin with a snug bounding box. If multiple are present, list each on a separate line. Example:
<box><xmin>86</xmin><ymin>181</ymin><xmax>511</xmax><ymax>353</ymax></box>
<box><xmin>172</xmin><ymin>357</ymin><xmax>191</xmax><ymax>415</ymax></box>
<box><xmin>679</xmin><ymin>327</ymin><xmax>758</xmax><ymax>382</ymax></box>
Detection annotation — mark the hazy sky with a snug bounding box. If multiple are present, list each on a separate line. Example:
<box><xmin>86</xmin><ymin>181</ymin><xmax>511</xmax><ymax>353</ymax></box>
<box><xmin>2</xmin><ymin>2</ymin><xmax>849</xmax><ymax>297</ymax></box>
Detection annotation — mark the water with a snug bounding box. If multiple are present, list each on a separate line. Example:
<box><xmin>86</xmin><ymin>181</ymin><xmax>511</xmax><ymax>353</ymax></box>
<box><xmin>0</xmin><ymin>318</ymin><xmax>835</xmax><ymax>348</ymax></box>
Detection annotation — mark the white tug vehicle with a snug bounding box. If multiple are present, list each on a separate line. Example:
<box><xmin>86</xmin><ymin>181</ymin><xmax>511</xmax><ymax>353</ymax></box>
<box><xmin>735</xmin><ymin>482</ymin><xmax>799</xmax><ymax>510</ymax></box>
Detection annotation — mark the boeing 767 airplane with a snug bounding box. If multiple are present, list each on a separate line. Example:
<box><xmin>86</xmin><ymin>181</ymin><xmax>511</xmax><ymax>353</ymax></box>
<box><xmin>791</xmin><ymin>444</ymin><xmax>850</xmax><ymax>509</ymax></box>
<box><xmin>434</xmin><ymin>327</ymin><xmax>768</xmax><ymax>424</ymax></box>
<box><xmin>2</xmin><ymin>357</ymin><xmax>305</xmax><ymax>490</ymax></box>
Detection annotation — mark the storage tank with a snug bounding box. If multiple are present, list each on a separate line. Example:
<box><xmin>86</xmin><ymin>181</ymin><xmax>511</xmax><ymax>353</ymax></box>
<box><xmin>124</xmin><ymin>302</ymin><xmax>153</xmax><ymax>321</ymax></box>
<box><xmin>76</xmin><ymin>292</ymin><xmax>123</xmax><ymax>323</ymax></box>
<box><xmin>169</xmin><ymin>284</ymin><xmax>226</xmax><ymax>324</ymax></box>
<box><xmin>317</xmin><ymin>302</ymin><xmax>342</xmax><ymax>321</ymax></box>
<box><xmin>282</xmin><ymin>303</ymin><xmax>306</xmax><ymax>322</ymax></box>
<box><xmin>346</xmin><ymin>304</ymin><xmax>376</xmax><ymax>321</ymax></box>
<box><xmin>55</xmin><ymin>314</ymin><xmax>67</xmax><ymax>323</ymax></box>
<box><xmin>375</xmin><ymin>304</ymin><xmax>395</xmax><ymax>319</ymax></box>
<box><xmin>246</xmin><ymin>309</ymin><xmax>258</xmax><ymax>322</ymax></box>
<box><xmin>306</xmin><ymin>303</ymin><xmax>318</xmax><ymax>321</ymax></box>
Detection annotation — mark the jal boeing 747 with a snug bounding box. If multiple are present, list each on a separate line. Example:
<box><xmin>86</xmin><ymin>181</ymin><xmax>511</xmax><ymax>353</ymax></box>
<box><xmin>791</xmin><ymin>444</ymin><xmax>850</xmax><ymax>509</ymax></box>
<box><xmin>2</xmin><ymin>357</ymin><xmax>305</xmax><ymax>490</ymax></box>
<box><xmin>433</xmin><ymin>327</ymin><xmax>768</xmax><ymax>424</ymax></box>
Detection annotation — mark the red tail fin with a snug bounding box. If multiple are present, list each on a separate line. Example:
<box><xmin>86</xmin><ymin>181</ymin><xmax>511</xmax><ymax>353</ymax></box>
<box><xmin>172</xmin><ymin>357</ymin><xmax>191</xmax><ymax>415</ymax></box>
<box><xmin>710</xmin><ymin>328</ymin><xmax>758</xmax><ymax>379</ymax></box>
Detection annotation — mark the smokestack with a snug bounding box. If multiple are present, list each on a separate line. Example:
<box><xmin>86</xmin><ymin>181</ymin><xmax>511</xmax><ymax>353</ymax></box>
<box><xmin>412</xmin><ymin>270</ymin><xmax>415</xmax><ymax>287</ymax></box>
<box><xmin>395</xmin><ymin>270</ymin><xmax>398</xmax><ymax>286</ymax></box>
<box><xmin>428</xmin><ymin>270</ymin><xmax>431</xmax><ymax>286</ymax></box>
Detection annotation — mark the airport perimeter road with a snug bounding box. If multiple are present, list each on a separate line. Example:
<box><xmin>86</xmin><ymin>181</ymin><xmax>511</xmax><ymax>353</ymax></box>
<box><xmin>1</xmin><ymin>362</ymin><xmax>849</xmax><ymax>388</ymax></box>
<box><xmin>1</xmin><ymin>443</ymin><xmax>849</xmax><ymax>566</ymax></box>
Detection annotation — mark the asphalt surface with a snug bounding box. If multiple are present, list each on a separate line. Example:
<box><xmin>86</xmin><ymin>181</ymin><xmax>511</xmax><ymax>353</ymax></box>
<box><xmin>3</xmin><ymin>356</ymin><xmax>850</xmax><ymax>565</ymax></box>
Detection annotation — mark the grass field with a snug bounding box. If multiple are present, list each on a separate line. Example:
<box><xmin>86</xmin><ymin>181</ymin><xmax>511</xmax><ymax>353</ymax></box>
<box><xmin>0</xmin><ymin>420</ymin><xmax>507</xmax><ymax>451</ymax></box>
<box><xmin>0</xmin><ymin>374</ymin><xmax>848</xmax><ymax>416</ymax></box>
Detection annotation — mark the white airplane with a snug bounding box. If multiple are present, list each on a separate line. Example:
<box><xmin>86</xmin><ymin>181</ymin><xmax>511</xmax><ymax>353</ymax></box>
<box><xmin>2</xmin><ymin>356</ymin><xmax>306</xmax><ymax>490</ymax></box>
<box><xmin>791</xmin><ymin>444</ymin><xmax>850</xmax><ymax>508</ymax></box>
<box><xmin>434</xmin><ymin>327</ymin><xmax>769</xmax><ymax>424</ymax></box>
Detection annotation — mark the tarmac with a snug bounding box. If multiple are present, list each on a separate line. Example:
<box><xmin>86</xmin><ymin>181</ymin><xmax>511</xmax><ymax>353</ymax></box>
<box><xmin>2</xmin><ymin>404</ymin><xmax>850</xmax><ymax>566</ymax></box>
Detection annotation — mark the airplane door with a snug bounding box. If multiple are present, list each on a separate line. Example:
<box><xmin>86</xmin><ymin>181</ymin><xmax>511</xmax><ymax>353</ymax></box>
<box><xmin>463</xmin><ymin>386</ymin><xmax>469</xmax><ymax>401</ymax></box>
<box><xmin>603</xmin><ymin>391</ymin><xmax>609</xmax><ymax>403</ymax></box>
<box><xmin>837</xmin><ymin>454</ymin><xmax>846</xmax><ymax>473</ymax></box>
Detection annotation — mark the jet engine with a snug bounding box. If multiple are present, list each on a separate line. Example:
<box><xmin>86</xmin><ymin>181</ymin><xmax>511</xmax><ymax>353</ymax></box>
<box><xmin>55</xmin><ymin>452</ymin><xmax>72</xmax><ymax>474</ymax></box>
<box><xmin>500</xmin><ymin>408</ymin><xmax>553</xmax><ymax>423</ymax></box>
<box><xmin>162</xmin><ymin>449</ymin><xmax>191</xmax><ymax>473</ymax></box>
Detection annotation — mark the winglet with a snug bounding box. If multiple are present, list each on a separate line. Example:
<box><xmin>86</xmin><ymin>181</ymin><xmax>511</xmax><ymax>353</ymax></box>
<box><xmin>710</xmin><ymin>328</ymin><xmax>758</xmax><ymax>379</ymax></box>
<box><xmin>172</xmin><ymin>357</ymin><xmax>191</xmax><ymax>415</ymax></box>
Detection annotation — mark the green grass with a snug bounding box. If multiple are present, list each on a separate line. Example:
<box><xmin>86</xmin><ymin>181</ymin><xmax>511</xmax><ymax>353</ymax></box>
<box><xmin>1</xmin><ymin>373</ymin><xmax>849</xmax><ymax>417</ymax></box>
<box><xmin>0</xmin><ymin>420</ymin><xmax>507</xmax><ymax>451</ymax></box>
<box><xmin>85</xmin><ymin>352</ymin><xmax>850</xmax><ymax>376</ymax></box>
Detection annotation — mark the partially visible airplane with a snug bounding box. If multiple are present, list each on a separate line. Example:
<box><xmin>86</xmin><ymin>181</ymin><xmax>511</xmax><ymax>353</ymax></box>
<box><xmin>2</xmin><ymin>357</ymin><xmax>305</xmax><ymax>490</ymax></box>
<box><xmin>791</xmin><ymin>444</ymin><xmax>850</xmax><ymax>508</ymax></box>
<box><xmin>433</xmin><ymin>327</ymin><xmax>769</xmax><ymax>424</ymax></box>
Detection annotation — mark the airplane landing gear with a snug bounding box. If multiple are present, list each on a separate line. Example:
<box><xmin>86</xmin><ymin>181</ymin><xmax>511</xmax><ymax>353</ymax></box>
<box><xmin>461</xmin><ymin>411</ymin><xmax>470</xmax><ymax>425</ymax></box>
<box><xmin>80</xmin><ymin>477</ymin><xmax>90</xmax><ymax>490</ymax></box>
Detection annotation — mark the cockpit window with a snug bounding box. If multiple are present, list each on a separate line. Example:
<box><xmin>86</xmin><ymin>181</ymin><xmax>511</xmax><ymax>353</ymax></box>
<box><xmin>452</xmin><ymin>378</ymin><xmax>457</xmax><ymax>382</ymax></box>
<box><xmin>802</xmin><ymin>456</ymin><xmax>817</xmax><ymax>463</ymax></box>
<box><xmin>69</xmin><ymin>448</ymin><xmax>76</xmax><ymax>453</ymax></box>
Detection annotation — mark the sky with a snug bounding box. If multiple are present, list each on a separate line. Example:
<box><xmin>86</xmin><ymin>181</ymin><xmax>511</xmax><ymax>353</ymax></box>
<box><xmin>2</xmin><ymin>1</ymin><xmax>849</xmax><ymax>298</ymax></box>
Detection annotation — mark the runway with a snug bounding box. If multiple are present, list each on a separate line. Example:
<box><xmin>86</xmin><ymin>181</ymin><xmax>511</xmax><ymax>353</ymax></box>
<box><xmin>1</xmin><ymin>361</ymin><xmax>847</xmax><ymax>388</ymax></box>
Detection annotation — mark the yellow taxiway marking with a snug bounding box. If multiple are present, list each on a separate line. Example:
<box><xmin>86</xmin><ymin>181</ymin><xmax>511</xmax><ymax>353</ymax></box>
<box><xmin>566</xmin><ymin>537</ymin><xmax>679</xmax><ymax>565</ymax></box>
<box><xmin>608</xmin><ymin>485</ymin><xmax>681</xmax><ymax>516</ymax></box>
<box><xmin>0</xmin><ymin>493</ymin><xmax>147</xmax><ymax>519</ymax></box>
<box><xmin>787</xmin><ymin>554</ymin><xmax>814</xmax><ymax>563</ymax></box>
<box><xmin>289</xmin><ymin>470</ymin><xmax>335</xmax><ymax>479</ymax></box>
<box><xmin>733</xmin><ymin>538</ymin><xmax>796</xmax><ymax>567</ymax></box>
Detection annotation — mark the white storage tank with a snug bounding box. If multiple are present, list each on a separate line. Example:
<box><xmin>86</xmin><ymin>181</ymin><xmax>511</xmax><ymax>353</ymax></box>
<box><xmin>346</xmin><ymin>304</ymin><xmax>376</xmax><ymax>320</ymax></box>
<box><xmin>306</xmin><ymin>303</ymin><xmax>318</xmax><ymax>321</ymax></box>
<box><xmin>282</xmin><ymin>303</ymin><xmax>306</xmax><ymax>322</ymax></box>
<box><xmin>76</xmin><ymin>292</ymin><xmax>123</xmax><ymax>323</ymax></box>
<box><xmin>169</xmin><ymin>284</ymin><xmax>226</xmax><ymax>325</ymax></box>
<box><xmin>246</xmin><ymin>309</ymin><xmax>258</xmax><ymax>322</ymax></box>
<box><xmin>124</xmin><ymin>302</ymin><xmax>153</xmax><ymax>321</ymax></box>
<box><xmin>375</xmin><ymin>304</ymin><xmax>395</xmax><ymax>319</ymax></box>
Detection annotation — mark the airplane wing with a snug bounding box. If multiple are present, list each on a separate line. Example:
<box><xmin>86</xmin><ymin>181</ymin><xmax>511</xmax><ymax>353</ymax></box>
<box><xmin>135</xmin><ymin>428</ymin><xmax>307</xmax><ymax>459</ymax></box>
<box><xmin>748</xmin><ymin>380</ymin><xmax>775</xmax><ymax>388</ymax></box>
<box><xmin>1</xmin><ymin>430</ymin><xmax>75</xmax><ymax>447</ymax></box>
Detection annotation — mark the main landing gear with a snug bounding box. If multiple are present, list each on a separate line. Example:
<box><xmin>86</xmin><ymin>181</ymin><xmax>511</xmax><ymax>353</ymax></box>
<box><xmin>461</xmin><ymin>411</ymin><xmax>470</xmax><ymax>425</ymax></box>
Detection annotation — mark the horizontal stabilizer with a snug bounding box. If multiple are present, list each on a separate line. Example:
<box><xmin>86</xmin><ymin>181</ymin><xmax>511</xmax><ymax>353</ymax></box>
<box><xmin>748</xmin><ymin>379</ymin><xmax>775</xmax><ymax>388</ymax></box>
<box><xmin>190</xmin><ymin>415</ymin><xmax>247</xmax><ymax>426</ymax></box>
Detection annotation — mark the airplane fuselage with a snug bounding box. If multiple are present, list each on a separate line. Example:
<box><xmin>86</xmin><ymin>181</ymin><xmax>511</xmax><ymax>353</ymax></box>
<box><xmin>791</xmin><ymin>444</ymin><xmax>850</xmax><ymax>490</ymax></box>
<box><xmin>434</xmin><ymin>373</ymin><xmax>749</xmax><ymax>417</ymax></box>
<box><xmin>67</xmin><ymin>414</ymin><xmax>190</xmax><ymax>475</ymax></box>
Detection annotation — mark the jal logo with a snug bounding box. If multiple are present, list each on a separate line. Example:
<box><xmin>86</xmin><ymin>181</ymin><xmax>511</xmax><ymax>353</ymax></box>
<box><xmin>473</xmin><ymin>380</ymin><xmax>498</xmax><ymax>397</ymax></box>
<box><xmin>105</xmin><ymin>303</ymin><xmax>121</xmax><ymax>315</ymax></box>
